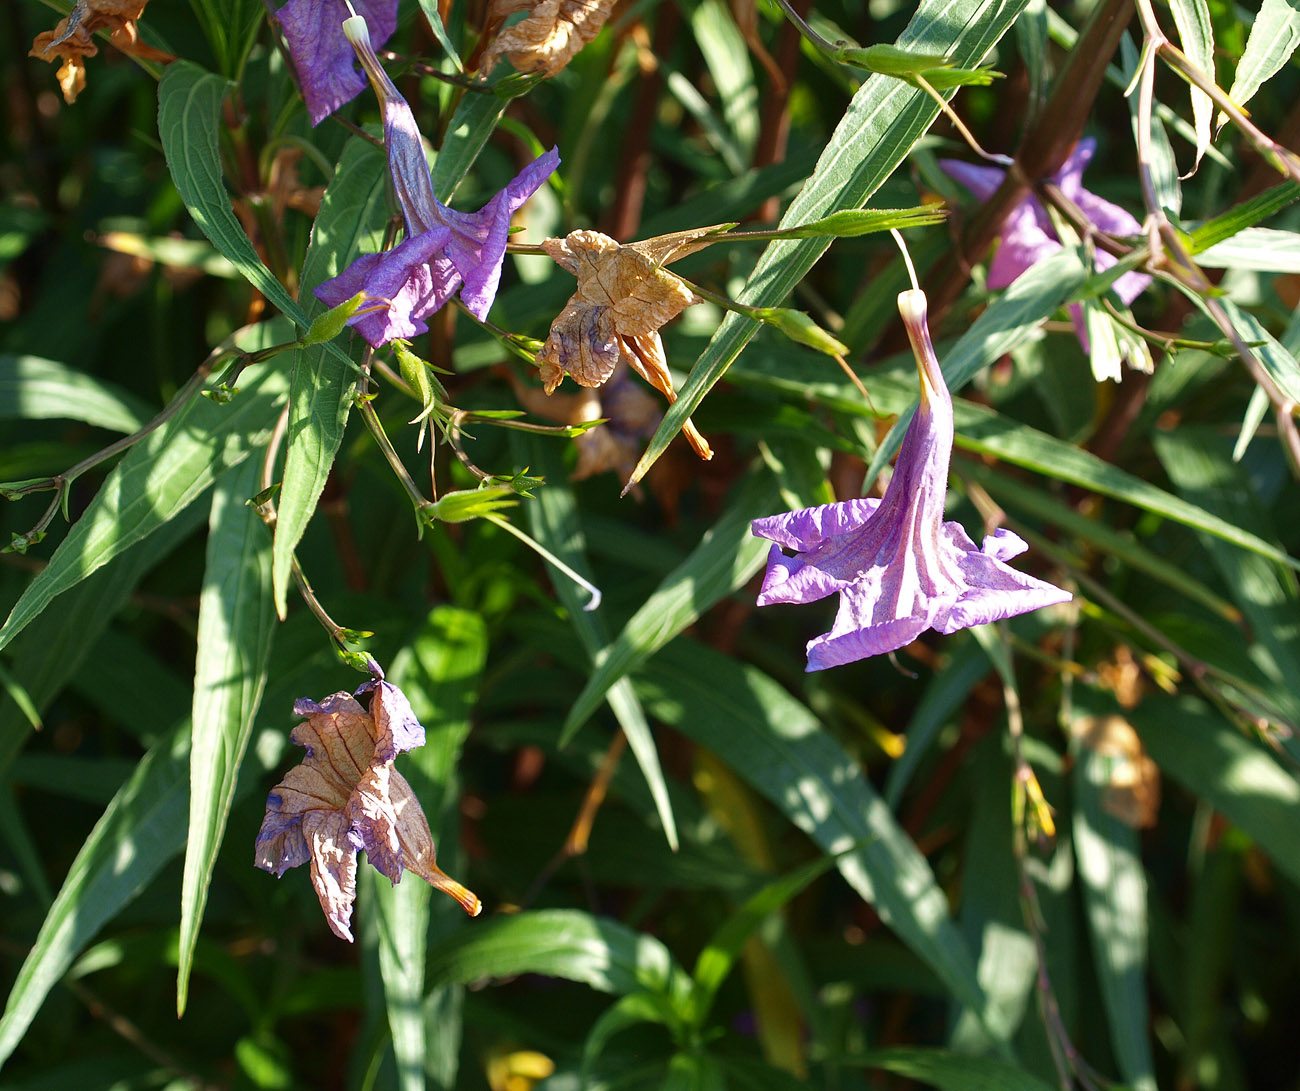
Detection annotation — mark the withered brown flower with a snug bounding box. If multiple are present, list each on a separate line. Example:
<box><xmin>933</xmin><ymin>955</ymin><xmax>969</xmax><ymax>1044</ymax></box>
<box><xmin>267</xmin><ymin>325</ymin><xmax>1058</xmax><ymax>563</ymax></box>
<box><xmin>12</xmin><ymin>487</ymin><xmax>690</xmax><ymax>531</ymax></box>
<box><xmin>483</xmin><ymin>0</ymin><xmax>615</xmax><ymax>78</ymax></box>
<box><xmin>29</xmin><ymin>0</ymin><xmax>172</xmax><ymax>104</ymax></box>
<box><xmin>538</xmin><ymin>229</ymin><xmax>716</xmax><ymax>461</ymax></box>
<box><xmin>255</xmin><ymin>681</ymin><xmax>481</xmax><ymax>941</ymax></box>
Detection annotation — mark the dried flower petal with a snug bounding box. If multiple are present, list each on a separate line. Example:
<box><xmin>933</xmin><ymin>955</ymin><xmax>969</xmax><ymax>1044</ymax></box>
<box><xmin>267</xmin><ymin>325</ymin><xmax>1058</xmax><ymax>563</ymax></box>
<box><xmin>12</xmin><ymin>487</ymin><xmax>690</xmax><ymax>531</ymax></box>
<box><xmin>255</xmin><ymin>682</ymin><xmax>480</xmax><ymax>941</ymax></box>
<box><xmin>29</xmin><ymin>0</ymin><xmax>172</xmax><ymax>104</ymax></box>
<box><xmin>539</xmin><ymin>230</ymin><xmax>712</xmax><ymax>460</ymax></box>
<box><xmin>484</xmin><ymin>0</ymin><xmax>615</xmax><ymax>77</ymax></box>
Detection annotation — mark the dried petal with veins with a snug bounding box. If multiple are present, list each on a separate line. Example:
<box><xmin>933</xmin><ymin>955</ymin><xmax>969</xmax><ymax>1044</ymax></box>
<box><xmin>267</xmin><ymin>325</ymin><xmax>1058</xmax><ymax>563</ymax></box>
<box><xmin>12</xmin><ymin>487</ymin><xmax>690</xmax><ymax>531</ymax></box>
<box><xmin>538</xmin><ymin>230</ymin><xmax>712</xmax><ymax>460</ymax></box>
<box><xmin>483</xmin><ymin>0</ymin><xmax>616</xmax><ymax>77</ymax></box>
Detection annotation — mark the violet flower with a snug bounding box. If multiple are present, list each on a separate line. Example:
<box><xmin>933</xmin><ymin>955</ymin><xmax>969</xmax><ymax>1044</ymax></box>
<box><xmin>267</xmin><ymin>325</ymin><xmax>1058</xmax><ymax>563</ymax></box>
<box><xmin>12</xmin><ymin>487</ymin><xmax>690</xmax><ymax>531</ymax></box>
<box><xmin>315</xmin><ymin>14</ymin><xmax>558</xmax><ymax>347</ymax></box>
<box><xmin>751</xmin><ymin>289</ymin><xmax>1071</xmax><ymax>672</ymax></box>
<box><xmin>273</xmin><ymin>0</ymin><xmax>397</xmax><ymax>126</ymax></box>
<box><xmin>255</xmin><ymin>679</ymin><xmax>481</xmax><ymax>942</ymax></box>
<box><xmin>941</xmin><ymin>139</ymin><xmax>1150</xmax><ymax>347</ymax></box>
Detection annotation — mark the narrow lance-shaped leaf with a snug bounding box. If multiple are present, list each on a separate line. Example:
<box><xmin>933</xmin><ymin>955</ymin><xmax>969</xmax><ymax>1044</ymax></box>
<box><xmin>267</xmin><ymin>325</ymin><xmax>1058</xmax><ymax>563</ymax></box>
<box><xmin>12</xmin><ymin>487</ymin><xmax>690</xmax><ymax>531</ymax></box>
<box><xmin>522</xmin><ymin>437</ymin><xmax>678</xmax><ymax>850</ymax></box>
<box><xmin>366</xmin><ymin>608</ymin><xmax>488</xmax><ymax>1091</ymax></box>
<box><xmin>561</xmin><ymin>468</ymin><xmax>782</xmax><ymax>741</ymax></box>
<box><xmin>1227</xmin><ymin>0</ymin><xmax>1300</xmax><ymax>113</ymax></box>
<box><xmin>1072</xmin><ymin>704</ymin><xmax>1157</xmax><ymax>1091</ymax></box>
<box><xmin>272</xmin><ymin>139</ymin><xmax>387</xmax><ymax>618</ymax></box>
<box><xmin>178</xmin><ymin>457</ymin><xmax>275</xmax><ymax>1015</ymax></box>
<box><xmin>0</xmin><ymin>342</ymin><xmax>289</xmax><ymax>657</ymax></box>
<box><xmin>639</xmin><ymin>640</ymin><xmax>1007</xmax><ymax>1046</ymax></box>
<box><xmin>627</xmin><ymin>0</ymin><xmax>1030</xmax><ymax>486</ymax></box>
<box><xmin>1168</xmin><ymin>0</ymin><xmax>1215</xmax><ymax>171</ymax></box>
<box><xmin>0</xmin><ymin>354</ymin><xmax>152</xmax><ymax>433</ymax></box>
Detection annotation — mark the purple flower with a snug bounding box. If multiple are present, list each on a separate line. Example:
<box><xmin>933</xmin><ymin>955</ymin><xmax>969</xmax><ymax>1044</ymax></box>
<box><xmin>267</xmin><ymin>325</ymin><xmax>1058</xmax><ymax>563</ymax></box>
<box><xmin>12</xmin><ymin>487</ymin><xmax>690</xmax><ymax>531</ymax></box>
<box><xmin>751</xmin><ymin>289</ymin><xmax>1071</xmax><ymax>672</ymax></box>
<box><xmin>273</xmin><ymin>0</ymin><xmax>397</xmax><ymax>126</ymax></box>
<box><xmin>314</xmin><ymin>14</ymin><xmax>558</xmax><ymax>347</ymax></box>
<box><xmin>255</xmin><ymin>680</ymin><xmax>482</xmax><ymax>941</ymax></box>
<box><xmin>941</xmin><ymin>139</ymin><xmax>1150</xmax><ymax>347</ymax></box>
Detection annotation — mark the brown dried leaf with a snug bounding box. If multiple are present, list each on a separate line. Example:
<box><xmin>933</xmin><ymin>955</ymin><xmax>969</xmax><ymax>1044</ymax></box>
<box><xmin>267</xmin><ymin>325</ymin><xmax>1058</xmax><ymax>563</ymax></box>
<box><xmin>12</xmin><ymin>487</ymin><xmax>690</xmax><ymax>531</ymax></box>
<box><xmin>29</xmin><ymin>0</ymin><xmax>172</xmax><ymax>104</ymax></box>
<box><xmin>1072</xmin><ymin>714</ymin><xmax>1161</xmax><ymax>829</ymax></box>
<box><xmin>483</xmin><ymin>0</ymin><xmax>616</xmax><ymax>77</ymax></box>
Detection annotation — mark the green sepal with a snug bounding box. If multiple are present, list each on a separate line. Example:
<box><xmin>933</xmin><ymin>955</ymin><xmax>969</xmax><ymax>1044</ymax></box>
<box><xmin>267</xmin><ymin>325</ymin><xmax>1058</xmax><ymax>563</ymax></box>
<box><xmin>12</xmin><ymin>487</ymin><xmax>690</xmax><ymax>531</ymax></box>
<box><xmin>300</xmin><ymin>291</ymin><xmax>366</xmax><ymax>346</ymax></box>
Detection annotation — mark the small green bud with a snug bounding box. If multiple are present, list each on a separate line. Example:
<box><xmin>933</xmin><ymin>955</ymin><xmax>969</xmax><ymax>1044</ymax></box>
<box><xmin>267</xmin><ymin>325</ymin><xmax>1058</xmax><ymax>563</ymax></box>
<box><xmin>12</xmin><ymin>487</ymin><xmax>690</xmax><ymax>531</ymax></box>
<box><xmin>838</xmin><ymin>43</ymin><xmax>951</xmax><ymax>75</ymax></box>
<box><xmin>5</xmin><ymin>530</ymin><xmax>44</xmax><ymax>555</ymax></box>
<box><xmin>202</xmin><ymin>383</ymin><xmax>239</xmax><ymax>404</ymax></box>
<box><xmin>301</xmin><ymin>292</ymin><xmax>366</xmax><ymax>345</ymax></box>
<box><xmin>0</xmin><ymin>479</ymin><xmax>50</xmax><ymax>501</ymax></box>
<box><xmin>757</xmin><ymin>308</ymin><xmax>850</xmax><ymax>358</ymax></box>
<box><xmin>392</xmin><ymin>340</ymin><xmax>448</xmax><ymax>425</ymax></box>
<box><xmin>426</xmin><ymin>486</ymin><xmax>518</xmax><ymax>524</ymax></box>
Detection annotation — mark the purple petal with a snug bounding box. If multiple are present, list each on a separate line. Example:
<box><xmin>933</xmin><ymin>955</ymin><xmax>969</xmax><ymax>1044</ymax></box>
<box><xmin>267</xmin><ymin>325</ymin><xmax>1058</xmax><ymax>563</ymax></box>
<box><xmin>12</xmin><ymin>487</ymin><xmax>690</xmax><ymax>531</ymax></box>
<box><xmin>981</xmin><ymin>528</ymin><xmax>1028</xmax><ymax>563</ymax></box>
<box><xmin>254</xmin><ymin>804</ymin><xmax>310</xmax><ymax>877</ymax></box>
<box><xmin>303</xmin><ymin>810</ymin><xmax>359</xmax><ymax>942</ymax></box>
<box><xmin>939</xmin><ymin>159</ymin><xmax>1007</xmax><ymax>203</ymax></box>
<box><xmin>276</xmin><ymin>0</ymin><xmax>397</xmax><ymax>126</ymax></box>
<box><xmin>1051</xmin><ymin>137</ymin><xmax>1097</xmax><ymax>200</ymax></box>
<box><xmin>987</xmin><ymin>202</ymin><xmax>1059</xmax><ymax>290</ymax></box>
<box><xmin>315</xmin><ymin>228</ymin><xmax>456</xmax><ymax>346</ymax></box>
<box><xmin>432</xmin><ymin>147</ymin><xmax>561</xmax><ymax>320</ymax></box>
<box><xmin>1073</xmin><ymin>189</ymin><xmax>1143</xmax><ymax>241</ymax></box>
<box><xmin>751</xmin><ymin>497</ymin><xmax>882</xmax><ymax>552</ymax></box>
<box><xmin>358</xmin><ymin>680</ymin><xmax>427</xmax><ymax>760</ymax></box>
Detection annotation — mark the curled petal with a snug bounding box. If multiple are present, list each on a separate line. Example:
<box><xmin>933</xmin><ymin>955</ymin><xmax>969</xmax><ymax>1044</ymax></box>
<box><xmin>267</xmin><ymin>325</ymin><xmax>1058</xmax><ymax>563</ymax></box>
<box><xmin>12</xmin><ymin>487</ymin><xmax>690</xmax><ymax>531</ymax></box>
<box><xmin>277</xmin><ymin>0</ymin><xmax>397</xmax><ymax>125</ymax></box>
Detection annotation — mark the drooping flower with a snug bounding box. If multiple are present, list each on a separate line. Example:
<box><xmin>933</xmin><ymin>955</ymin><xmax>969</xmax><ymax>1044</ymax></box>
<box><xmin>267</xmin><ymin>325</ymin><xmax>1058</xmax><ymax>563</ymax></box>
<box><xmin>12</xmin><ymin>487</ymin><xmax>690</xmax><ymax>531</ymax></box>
<box><xmin>255</xmin><ymin>680</ymin><xmax>481</xmax><ymax>942</ymax></box>
<box><xmin>751</xmin><ymin>288</ymin><xmax>1070</xmax><ymax>671</ymax></box>
<box><xmin>941</xmin><ymin>139</ymin><xmax>1150</xmax><ymax>347</ymax></box>
<box><xmin>315</xmin><ymin>13</ymin><xmax>559</xmax><ymax>347</ymax></box>
<box><xmin>29</xmin><ymin>0</ymin><xmax>173</xmax><ymax>104</ymax></box>
<box><xmin>272</xmin><ymin>0</ymin><xmax>397</xmax><ymax>126</ymax></box>
<box><xmin>482</xmin><ymin>0</ymin><xmax>615</xmax><ymax>77</ymax></box>
<box><xmin>538</xmin><ymin>229</ymin><xmax>714</xmax><ymax>461</ymax></box>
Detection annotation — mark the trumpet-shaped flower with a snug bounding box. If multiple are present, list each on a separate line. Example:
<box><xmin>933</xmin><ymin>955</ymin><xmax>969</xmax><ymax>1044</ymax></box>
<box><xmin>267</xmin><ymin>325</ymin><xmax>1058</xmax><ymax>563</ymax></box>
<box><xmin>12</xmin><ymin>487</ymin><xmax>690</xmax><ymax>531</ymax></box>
<box><xmin>255</xmin><ymin>680</ymin><xmax>481</xmax><ymax>942</ymax></box>
<box><xmin>752</xmin><ymin>289</ymin><xmax>1070</xmax><ymax>671</ymax></box>
<box><xmin>274</xmin><ymin>0</ymin><xmax>397</xmax><ymax>126</ymax></box>
<box><xmin>941</xmin><ymin>139</ymin><xmax>1150</xmax><ymax>346</ymax></box>
<box><xmin>315</xmin><ymin>14</ymin><xmax>558</xmax><ymax>347</ymax></box>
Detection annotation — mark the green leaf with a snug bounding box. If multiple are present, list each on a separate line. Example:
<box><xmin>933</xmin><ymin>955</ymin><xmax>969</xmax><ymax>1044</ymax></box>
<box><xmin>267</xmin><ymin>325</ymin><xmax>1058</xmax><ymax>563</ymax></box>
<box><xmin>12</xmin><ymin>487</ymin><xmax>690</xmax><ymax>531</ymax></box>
<box><xmin>1196</xmin><ymin>226</ymin><xmax>1300</xmax><ymax>271</ymax></box>
<box><xmin>638</xmin><ymin>641</ymin><xmax>1004</xmax><ymax>1045</ymax></box>
<box><xmin>0</xmin><ymin>506</ymin><xmax>206</xmax><ymax>774</ymax></box>
<box><xmin>0</xmin><ymin>724</ymin><xmax>191</xmax><ymax>1067</ymax></box>
<box><xmin>1188</xmin><ymin>180</ymin><xmax>1300</xmax><ymax>252</ymax></box>
<box><xmin>1168</xmin><ymin>0</ymin><xmax>1215</xmax><ymax>170</ymax></box>
<box><xmin>272</xmin><ymin>139</ymin><xmax>387</xmax><ymax>618</ymax></box>
<box><xmin>430</xmin><ymin>89</ymin><xmax>508</xmax><ymax>202</ymax></box>
<box><xmin>369</xmin><ymin>608</ymin><xmax>488</xmax><ymax>1091</ymax></box>
<box><xmin>690</xmin><ymin>0</ymin><xmax>758</xmax><ymax>160</ymax></box>
<box><xmin>1133</xmin><ymin>697</ymin><xmax>1300</xmax><ymax>886</ymax></box>
<box><xmin>522</xmin><ymin>437</ymin><xmax>678</xmax><ymax>850</ymax></box>
<box><xmin>414</xmin><ymin>0</ymin><xmax>463</xmax><ymax>69</ymax></box>
<box><xmin>0</xmin><ymin>335</ymin><xmax>289</xmax><ymax>656</ymax></box>
<box><xmin>424</xmin><ymin>909</ymin><xmax>691</xmax><ymax>1000</ymax></box>
<box><xmin>841</xmin><ymin>1048</ymin><xmax>1057</xmax><ymax>1090</ymax></box>
<box><xmin>689</xmin><ymin>853</ymin><xmax>841</xmax><ymax>1025</ymax></box>
<box><xmin>0</xmin><ymin>355</ymin><xmax>152</xmax><ymax>433</ymax></box>
<box><xmin>1071</xmin><ymin>705</ymin><xmax>1156</xmax><ymax>1091</ymax></box>
<box><xmin>177</xmin><ymin>458</ymin><xmax>274</xmax><ymax>1016</ymax></box>
<box><xmin>627</xmin><ymin>0</ymin><xmax>1030</xmax><ymax>486</ymax></box>
<box><xmin>1227</xmin><ymin>0</ymin><xmax>1300</xmax><ymax>111</ymax></box>
<box><xmin>561</xmin><ymin>468</ymin><xmax>782</xmax><ymax>741</ymax></box>
<box><xmin>1154</xmin><ymin>426</ymin><xmax>1300</xmax><ymax>729</ymax></box>
<box><xmin>158</xmin><ymin>63</ymin><xmax>310</xmax><ymax>330</ymax></box>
